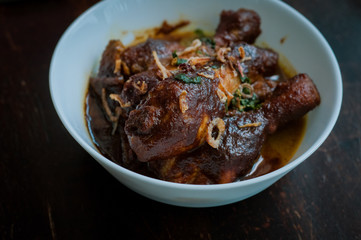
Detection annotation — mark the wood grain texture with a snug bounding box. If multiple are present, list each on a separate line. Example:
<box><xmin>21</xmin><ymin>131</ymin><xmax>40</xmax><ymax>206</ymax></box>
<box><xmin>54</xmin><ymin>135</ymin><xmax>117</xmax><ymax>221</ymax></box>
<box><xmin>0</xmin><ymin>0</ymin><xmax>360</xmax><ymax>239</ymax></box>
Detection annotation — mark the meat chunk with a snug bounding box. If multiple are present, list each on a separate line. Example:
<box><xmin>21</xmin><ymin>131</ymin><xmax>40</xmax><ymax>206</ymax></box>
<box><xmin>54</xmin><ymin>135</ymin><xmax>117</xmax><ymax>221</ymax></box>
<box><xmin>263</xmin><ymin>73</ymin><xmax>321</xmax><ymax>134</ymax></box>
<box><xmin>210</xmin><ymin>42</ymin><xmax>279</xmax><ymax>104</ymax></box>
<box><xmin>229</xmin><ymin>42</ymin><xmax>280</xmax><ymax>100</ymax></box>
<box><xmin>252</xmin><ymin>76</ymin><xmax>278</xmax><ymax>100</ymax></box>
<box><xmin>123</xmin><ymin>43</ymin><xmax>282</xmax><ymax>164</ymax></box>
<box><xmin>98</xmin><ymin>40</ymin><xmax>125</xmax><ymax>78</ymax></box>
<box><xmin>228</xmin><ymin>42</ymin><xmax>279</xmax><ymax>77</ymax></box>
<box><xmin>214</xmin><ymin>9</ymin><xmax>261</xmax><ymax>47</ymax></box>
<box><xmin>125</xmin><ymin>68</ymin><xmax>225</xmax><ymax>162</ymax></box>
<box><xmin>215</xmin><ymin>42</ymin><xmax>279</xmax><ymax>100</ymax></box>
<box><xmin>89</xmin><ymin>76</ymin><xmax>123</xmax><ymax>98</ymax></box>
<box><xmin>148</xmin><ymin>73</ymin><xmax>321</xmax><ymax>184</ymax></box>
<box><xmin>89</xmin><ymin>40</ymin><xmax>126</xmax><ymax>112</ymax></box>
<box><xmin>149</xmin><ymin>111</ymin><xmax>268</xmax><ymax>184</ymax></box>
<box><xmin>86</xmin><ymin>7</ymin><xmax>322</xmax><ymax>185</ymax></box>
<box><xmin>118</xmin><ymin>70</ymin><xmax>161</xmax><ymax>109</ymax></box>
<box><xmin>121</xmin><ymin>38</ymin><xmax>181</xmax><ymax>75</ymax></box>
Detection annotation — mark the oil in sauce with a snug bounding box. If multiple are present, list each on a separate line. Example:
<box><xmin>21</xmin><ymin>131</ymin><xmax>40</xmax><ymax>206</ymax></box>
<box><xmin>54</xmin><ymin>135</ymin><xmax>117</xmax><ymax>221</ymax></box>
<box><xmin>85</xmin><ymin>28</ymin><xmax>308</xmax><ymax>182</ymax></box>
<box><xmin>243</xmin><ymin>117</ymin><xmax>306</xmax><ymax>179</ymax></box>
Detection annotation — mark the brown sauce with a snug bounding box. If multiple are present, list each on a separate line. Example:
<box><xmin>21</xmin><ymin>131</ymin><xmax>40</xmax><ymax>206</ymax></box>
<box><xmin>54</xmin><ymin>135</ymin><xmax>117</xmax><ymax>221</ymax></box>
<box><xmin>84</xmin><ymin>36</ymin><xmax>307</xmax><ymax>182</ymax></box>
<box><xmin>84</xmin><ymin>22</ymin><xmax>311</xmax><ymax>183</ymax></box>
<box><xmin>85</xmin><ymin>88</ymin><xmax>157</xmax><ymax>178</ymax></box>
<box><xmin>85</xmin><ymin>89</ymin><xmax>307</xmax><ymax>180</ymax></box>
<box><xmin>243</xmin><ymin>116</ymin><xmax>306</xmax><ymax>179</ymax></box>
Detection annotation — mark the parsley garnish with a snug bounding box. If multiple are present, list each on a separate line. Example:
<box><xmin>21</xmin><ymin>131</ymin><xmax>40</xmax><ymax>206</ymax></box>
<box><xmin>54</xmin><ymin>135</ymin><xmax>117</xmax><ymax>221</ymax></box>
<box><xmin>230</xmin><ymin>89</ymin><xmax>261</xmax><ymax>112</ymax></box>
<box><xmin>175</xmin><ymin>73</ymin><xmax>202</xmax><ymax>84</ymax></box>
<box><xmin>242</xmin><ymin>87</ymin><xmax>251</xmax><ymax>95</ymax></box>
<box><xmin>202</xmin><ymin>38</ymin><xmax>216</xmax><ymax>49</ymax></box>
<box><xmin>194</xmin><ymin>29</ymin><xmax>206</xmax><ymax>38</ymax></box>
<box><xmin>194</xmin><ymin>28</ymin><xmax>215</xmax><ymax>49</ymax></box>
<box><xmin>240</xmin><ymin>76</ymin><xmax>250</xmax><ymax>83</ymax></box>
<box><xmin>172</xmin><ymin>51</ymin><xmax>187</xmax><ymax>66</ymax></box>
<box><xmin>176</xmin><ymin>58</ymin><xmax>187</xmax><ymax>65</ymax></box>
<box><xmin>196</xmin><ymin>50</ymin><xmax>203</xmax><ymax>55</ymax></box>
<box><xmin>240</xmin><ymin>94</ymin><xmax>261</xmax><ymax>111</ymax></box>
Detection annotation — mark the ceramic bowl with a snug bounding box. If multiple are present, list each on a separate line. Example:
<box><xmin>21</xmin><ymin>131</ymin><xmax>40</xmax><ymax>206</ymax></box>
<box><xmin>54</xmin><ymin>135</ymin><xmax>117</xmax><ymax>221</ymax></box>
<box><xmin>50</xmin><ymin>0</ymin><xmax>342</xmax><ymax>207</ymax></box>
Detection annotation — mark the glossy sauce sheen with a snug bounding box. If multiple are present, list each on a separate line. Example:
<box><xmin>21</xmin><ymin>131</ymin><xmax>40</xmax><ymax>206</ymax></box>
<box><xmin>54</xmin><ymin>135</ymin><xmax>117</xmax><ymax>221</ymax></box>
<box><xmin>85</xmin><ymin>73</ymin><xmax>307</xmax><ymax>181</ymax></box>
<box><xmin>84</xmin><ymin>18</ymin><xmax>317</xmax><ymax>183</ymax></box>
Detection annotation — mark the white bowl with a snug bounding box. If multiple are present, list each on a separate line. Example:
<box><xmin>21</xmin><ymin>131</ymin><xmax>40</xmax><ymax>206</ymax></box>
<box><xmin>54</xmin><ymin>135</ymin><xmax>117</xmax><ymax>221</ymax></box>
<box><xmin>50</xmin><ymin>0</ymin><xmax>342</xmax><ymax>207</ymax></box>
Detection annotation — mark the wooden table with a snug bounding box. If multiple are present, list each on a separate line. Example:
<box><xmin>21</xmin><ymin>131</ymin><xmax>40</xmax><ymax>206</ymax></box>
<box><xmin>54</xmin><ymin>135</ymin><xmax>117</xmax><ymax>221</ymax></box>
<box><xmin>1</xmin><ymin>0</ymin><xmax>360</xmax><ymax>239</ymax></box>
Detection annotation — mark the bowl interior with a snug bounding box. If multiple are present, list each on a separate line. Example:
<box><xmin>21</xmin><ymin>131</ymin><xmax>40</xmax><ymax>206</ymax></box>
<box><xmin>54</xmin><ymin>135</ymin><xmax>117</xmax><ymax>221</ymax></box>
<box><xmin>50</xmin><ymin>0</ymin><xmax>342</xmax><ymax>207</ymax></box>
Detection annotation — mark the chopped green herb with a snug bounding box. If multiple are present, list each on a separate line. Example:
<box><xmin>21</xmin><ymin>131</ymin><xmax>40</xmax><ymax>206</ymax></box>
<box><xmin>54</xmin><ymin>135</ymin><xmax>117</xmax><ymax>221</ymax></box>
<box><xmin>172</xmin><ymin>51</ymin><xmax>188</xmax><ymax>66</ymax></box>
<box><xmin>240</xmin><ymin>94</ymin><xmax>262</xmax><ymax>111</ymax></box>
<box><xmin>175</xmin><ymin>73</ymin><xmax>202</xmax><ymax>84</ymax></box>
<box><xmin>229</xmin><ymin>89</ymin><xmax>261</xmax><ymax>112</ymax></box>
<box><xmin>194</xmin><ymin>28</ymin><xmax>215</xmax><ymax>49</ymax></box>
<box><xmin>230</xmin><ymin>96</ymin><xmax>239</xmax><ymax>107</ymax></box>
<box><xmin>176</xmin><ymin>58</ymin><xmax>188</xmax><ymax>65</ymax></box>
<box><xmin>240</xmin><ymin>76</ymin><xmax>250</xmax><ymax>83</ymax></box>
<box><xmin>242</xmin><ymin>87</ymin><xmax>251</xmax><ymax>94</ymax></box>
<box><xmin>211</xmin><ymin>65</ymin><xmax>219</xmax><ymax>69</ymax></box>
<box><xmin>196</xmin><ymin>50</ymin><xmax>203</xmax><ymax>55</ymax></box>
<box><xmin>202</xmin><ymin>37</ymin><xmax>216</xmax><ymax>49</ymax></box>
<box><xmin>233</xmin><ymin>89</ymin><xmax>242</xmax><ymax>98</ymax></box>
<box><xmin>194</xmin><ymin>28</ymin><xmax>206</xmax><ymax>38</ymax></box>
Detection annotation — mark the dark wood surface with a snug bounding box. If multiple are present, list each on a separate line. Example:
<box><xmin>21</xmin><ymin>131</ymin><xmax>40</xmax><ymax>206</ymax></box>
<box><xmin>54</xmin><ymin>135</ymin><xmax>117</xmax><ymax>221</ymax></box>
<box><xmin>1</xmin><ymin>0</ymin><xmax>360</xmax><ymax>239</ymax></box>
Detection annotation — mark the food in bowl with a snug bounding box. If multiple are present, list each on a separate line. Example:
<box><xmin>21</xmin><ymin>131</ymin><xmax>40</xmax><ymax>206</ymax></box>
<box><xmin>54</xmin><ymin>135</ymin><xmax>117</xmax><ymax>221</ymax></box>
<box><xmin>85</xmin><ymin>8</ymin><xmax>320</xmax><ymax>184</ymax></box>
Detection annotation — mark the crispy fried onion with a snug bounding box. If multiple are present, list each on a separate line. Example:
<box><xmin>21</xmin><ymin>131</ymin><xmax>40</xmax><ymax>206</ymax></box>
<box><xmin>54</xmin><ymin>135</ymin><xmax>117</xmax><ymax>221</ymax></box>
<box><xmin>238</xmin><ymin>46</ymin><xmax>246</xmax><ymax>59</ymax></box>
<box><xmin>238</xmin><ymin>122</ymin><xmax>262</xmax><ymax>128</ymax></box>
<box><xmin>152</xmin><ymin>50</ymin><xmax>171</xmax><ymax>79</ymax></box>
<box><xmin>218</xmin><ymin>81</ymin><xmax>234</xmax><ymax>103</ymax></box>
<box><xmin>171</xmin><ymin>57</ymin><xmax>178</xmax><ymax>66</ymax></box>
<box><xmin>206</xmin><ymin>117</ymin><xmax>225</xmax><ymax>149</ymax></box>
<box><xmin>109</xmin><ymin>93</ymin><xmax>131</xmax><ymax>108</ymax></box>
<box><xmin>227</xmin><ymin>55</ymin><xmax>238</xmax><ymax>77</ymax></box>
<box><xmin>133</xmin><ymin>80</ymin><xmax>148</xmax><ymax>94</ymax></box>
<box><xmin>114</xmin><ymin>59</ymin><xmax>121</xmax><ymax>74</ymax></box>
<box><xmin>122</xmin><ymin>61</ymin><xmax>130</xmax><ymax>75</ymax></box>
<box><xmin>115</xmin><ymin>41</ymin><xmax>125</xmax><ymax>52</ymax></box>
<box><xmin>237</xmin><ymin>61</ymin><xmax>245</xmax><ymax>78</ymax></box>
<box><xmin>216</xmin><ymin>88</ymin><xmax>227</xmax><ymax>103</ymax></box>
<box><xmin>219</xmin><ymin>64</ymin><xmax>226</xmax><ymax>78</ymax></box>
<box><xmin>113</xmin><ymin>58</ymin><xmax>130</xmax><ymax>76</ymax></box>
<box><xmin>197</xmin><ymin>70</ymin><xmax>215</xmax><ymax>79</ymax></box>
<box><xmin>238</xmin><ymin>46</ymin><xmax>252</xmax><ymax>62</ymax></box>
<box><xmin>101</xmin><ymin>88</ymin><xmax>122</xmax><ymax>135</ymax></box>
<box><xmin>156</xmin><ymin>20</ymin><xmax>190</xmax><ymax>35</ymax></box>
<box><xmin>239</xmin><ymin>83</ymin><xmax>254</xmax><ymax>99</ymax></box>
<box><xmin>216</xmin><ymin>47</ymin><xmax>231</xmax><ymax>63</ymax></box>
<box><xmin>188</xmin><ymin>57</ymin><xmax>212</xmax><ymax>66</ymax></box>
<box><xmin>179</xmin><ymin>90</ymin><xmax>188</xmax><ymax>113</ymax></box>
<box><xmin>179</xmin><ymin>39</ymin><xmax>202</xmax><ymax>56</ymax></box>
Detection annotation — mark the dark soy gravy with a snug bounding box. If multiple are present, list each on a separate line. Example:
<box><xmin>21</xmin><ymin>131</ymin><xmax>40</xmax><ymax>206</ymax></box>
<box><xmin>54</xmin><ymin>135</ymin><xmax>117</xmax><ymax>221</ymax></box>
<box><xmin>85</xmin><ymin>87</ymin><xmax>306</xmax><ymax>182</ymax></box>
<box><xmin>84</xmin><ymin>30</ymin><xmax>307</xmax><ymax>183</ymax></box>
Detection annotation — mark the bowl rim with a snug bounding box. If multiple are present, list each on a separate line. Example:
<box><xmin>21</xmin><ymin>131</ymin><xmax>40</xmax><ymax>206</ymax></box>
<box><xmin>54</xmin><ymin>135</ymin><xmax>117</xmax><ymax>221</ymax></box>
<box><xmin>49</xmin><ymin>0</ymin><xmax>343</xmax><ymax>190</ymax></box>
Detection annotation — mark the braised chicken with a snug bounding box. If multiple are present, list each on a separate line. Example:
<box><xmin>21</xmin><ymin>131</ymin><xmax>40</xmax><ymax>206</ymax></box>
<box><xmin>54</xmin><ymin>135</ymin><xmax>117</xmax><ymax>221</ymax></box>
<box><xmin>85</xmin><ymin>8</ymin><xmax>320</xmax><ymax>184</ymax></box>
